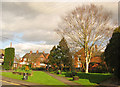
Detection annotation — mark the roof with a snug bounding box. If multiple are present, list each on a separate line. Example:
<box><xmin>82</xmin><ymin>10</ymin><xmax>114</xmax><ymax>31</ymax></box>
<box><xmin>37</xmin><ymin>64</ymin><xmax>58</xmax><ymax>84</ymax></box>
<box><xmin>22</xmin><ymin>52</ymin><xmax>49</xmax><ymax>62</ymax></box>
<box><xmin>14</xmin><ymin>58</ymin><xmax>19</xmax><ymax>63</ymax></box>
<box><xmin>93</xmin><ymin>51</ymin><xmax>103</xmax><ymax>57</ymax></box>
<box><xmin>91</xmin><ymin>57</ymin><xmax>102</xmax><ymax>63</ymax></box>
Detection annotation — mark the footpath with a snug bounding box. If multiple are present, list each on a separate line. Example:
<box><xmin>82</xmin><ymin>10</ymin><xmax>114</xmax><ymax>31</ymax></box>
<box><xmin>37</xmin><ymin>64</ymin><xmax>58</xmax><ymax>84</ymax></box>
<box><xmin>45</xmin><ymin>72</ymin><xmax>84</xmax><ymax>87</ymax></box>
<box><xmin>45</xmin><ymin>72</ymin><xmax>120</xmax><ymax>87</ymax></box>
<box><xmin>1</xmin><ymin>70</ymin><xmax>119</xmax><ymax>87</ymax></box>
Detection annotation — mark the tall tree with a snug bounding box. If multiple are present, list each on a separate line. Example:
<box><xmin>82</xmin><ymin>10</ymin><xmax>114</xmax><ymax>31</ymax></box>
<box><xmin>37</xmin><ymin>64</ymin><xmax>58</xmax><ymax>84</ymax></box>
<box><xmin>56</xmin><ymin>4</ymin><xmax>116</xmax><ymax>73</ymax></box>
<box><xmin>59</xmin><ymin>37</ymin><xmax>73</xmax><ymax>70</ymax></box>
<box><xmin>48</xmin><ymin>46</ymin><xmax>57</xmax><ymax>68</ymax></box>
<box><xmin>3</xmin><ymin>47</ymin><xmax>15</xmax><ymax>70</ymax></box>
<box><xmin>104</xmin><ymin>26</ymin><xmax>120</xmax><ymax>78</ymax></box>
<box><xmin>48</xmin><ymin>46</ymin><xmax>62</xmax><ymax>70</ymax></box>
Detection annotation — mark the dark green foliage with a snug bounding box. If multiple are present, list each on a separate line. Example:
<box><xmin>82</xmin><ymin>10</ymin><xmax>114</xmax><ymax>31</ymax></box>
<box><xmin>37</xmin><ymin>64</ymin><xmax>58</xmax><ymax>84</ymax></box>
<box><xmin>48</xmin><ymin>38</ymin><xmax>73</xmax><ymax>71</ymax></box>
<box><xmin>28</xmin><ymin>64</ymin><xmax>32</xmax><ymax>70</ymax></box>
<box><xmin>3</xmin><ymin>47</ymin><xmax>15</xmax><ymax>70</ymax></box>
<box><xmin>89</xmin><ymin>63</ymin><xmax>108</xmax><ymax>73</ymax></box>
<box><xmin>48</xmin><ymin>46</ymin><xmax>56</xmax><ymax>64</ymax></box>
<box><xmin>105</xmin><ymin>26</ymin><xmax>120</xmax><ymax>79</ymax></box>
<box><xmin>31</xmin><ymin>67</ymin><xmax>46</xmax><ymax>71</ymax></box>
<box><xmin>21</xmin><ymin>66</ymin><xmax>25</xmax><ymax>70</ymax></box>
<box><xmin>48</xmin><ymin>45</ymin><xmax>60</xmax><ymax>70</ymax></box>
<box><xmin>59</xmin><ymin>37</ymin><xmax>73</xmax><ymax>69</ymax></box>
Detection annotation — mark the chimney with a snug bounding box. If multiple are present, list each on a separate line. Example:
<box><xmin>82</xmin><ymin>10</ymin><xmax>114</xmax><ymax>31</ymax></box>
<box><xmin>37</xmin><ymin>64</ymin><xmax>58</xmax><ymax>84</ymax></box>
<box><xmin>43</xmin><ymin>51</ymin><xmax>45</xmax><ymax>54</ymax></box>
<box><xmin>95</xmin><ymin>45</ymin><xmax>97</xmax><ymax>51</ymax></box>
<box><xmin>10</xmin><ymin>42</ymin><xmax>12</xmax><ymax>47</ymax></box>
<box><xmin>30</xmin><ymin>51</ymin><xmax>32</xmax><ymax>54</ymax></box>
<box><xmin>36</xmin><ymin>50</ymin><xmax>39</xmax><ymax>54</ymax></box>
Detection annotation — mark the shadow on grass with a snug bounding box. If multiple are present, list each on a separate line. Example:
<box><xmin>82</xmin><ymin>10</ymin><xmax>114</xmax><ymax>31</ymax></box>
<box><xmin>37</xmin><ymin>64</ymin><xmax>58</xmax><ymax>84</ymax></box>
<box><xmin>63</xmin><ymin>72</ymin><xmax>112</xmax><ymax>84</ymax></box>
<box><xmin>77</xmin><ymin>73</ymin><xmax>112</xmax><ymax>84</ymax></box>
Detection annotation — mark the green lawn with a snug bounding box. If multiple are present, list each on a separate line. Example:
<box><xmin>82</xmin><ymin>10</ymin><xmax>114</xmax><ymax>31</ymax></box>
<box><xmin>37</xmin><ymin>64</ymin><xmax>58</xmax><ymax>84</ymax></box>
<box><xmin>2</xmin><ymin>71</ymin><xmax>67</xmax><ymax>85</ymax></box>
<box><xmin>53</xmin><ymin>71</ymin><xmax>112</xmax><ymax>86</ymax></box>
<box><xmin>75</xmin><ymin>72</ymin><xmax>112</xmax><ymax>85</ymax></box>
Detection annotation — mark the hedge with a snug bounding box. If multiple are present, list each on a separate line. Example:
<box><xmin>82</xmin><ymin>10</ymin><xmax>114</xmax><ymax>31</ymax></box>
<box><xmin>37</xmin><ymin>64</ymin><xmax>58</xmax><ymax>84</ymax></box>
<box><xmin>3</xmin><ymin>47</ymin><xmax>15</xmax><ymax>70</ymax></box>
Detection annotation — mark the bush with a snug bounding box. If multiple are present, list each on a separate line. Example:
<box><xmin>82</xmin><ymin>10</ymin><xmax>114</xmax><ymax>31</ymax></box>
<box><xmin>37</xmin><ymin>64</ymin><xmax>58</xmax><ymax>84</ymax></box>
<box><xmin>65</xmin><ymin>72</ymin><xmax>72</xmax><ymax>77</ymax></box>
<box><xmin>104</xmin><ymin>27</ymin><xmax>120</xmax><ymax>79</ymax></box>
<box><xmin>28</xmin><ymin>64</ymin><xmax>32</xmax><ymax>70</ymax></box>
<box><xmin>3</xmin><ymin>64</ymin><xmax>11</xmax><ymax>70</ymax></box>
<box><xmin>63</xmin><ymin>67</ymin><xmax>70</xmax><ymax>72</ymax></box>
<box><xmin>48</xmin><ymin>67</ymin><xmax>53</xmax><ymax>72</ymax></box>
<box><xmin>14</xmin><ymin>69</ymin><xmax>32</xmax><ymax>74</ymax></box>
<box><xmin>21</xmin><ymin>66</ymin><xmax>25</xmax><ymax>70</ymax></box>
<box><xmin>64</xmin><ymin>72</ymin><xmax>77</xmax><ymax>77</ymax></box>
<box><xmin>31</xmin><ymin>67</ymin><xmax>46</xmax><ymax>71</ymax></box>
<box><xmin>89</xmin><ymin>63</ymin><xmax>108</xmax><ymax>73</ymax></box>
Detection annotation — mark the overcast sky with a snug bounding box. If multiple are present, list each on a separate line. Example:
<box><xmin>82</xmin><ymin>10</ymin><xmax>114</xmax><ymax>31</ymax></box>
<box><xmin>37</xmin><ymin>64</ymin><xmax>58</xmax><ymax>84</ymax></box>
<box><xmin>1</xmin><ymin>2</ymin><xmax>118</xmax><ymax>57</ymax></box>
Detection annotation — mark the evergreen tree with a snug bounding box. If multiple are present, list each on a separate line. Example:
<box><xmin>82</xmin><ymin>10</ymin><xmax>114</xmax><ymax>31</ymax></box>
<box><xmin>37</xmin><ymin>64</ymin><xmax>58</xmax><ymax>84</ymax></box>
<box><xmin>59</xmin><ymin>37</ymin><xmax>73</xmax><ymax>71</ymax></box>
<box><xmin>105</xmin><ymin>26</ymin><xmax>120</xmax><ymax>79</ymax></box>
<box><xmin>3</xmin><ymin>47</ymin><xmax>15</xmax><ymax>70</ymax></box>
<box><xmin>48</xmin><ymin>46</ymin><xmax>62</xmax><ymax>70</ymax></box>
<box><xmin>48</xmin><ymin>46</ymin><xmax>56</xmax><ymax>68</ymax></box>
<box><xmin>48</xmin><ymin>38</ymin><xmax>73</xmax><ymax>71</ymax></box>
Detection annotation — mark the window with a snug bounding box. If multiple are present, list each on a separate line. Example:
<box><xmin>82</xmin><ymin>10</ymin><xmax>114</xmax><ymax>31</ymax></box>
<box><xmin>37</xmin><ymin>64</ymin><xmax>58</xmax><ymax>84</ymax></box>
<box><xmin>41</xmin><ymin>58</ymin><xmax>43</xmax><ymax>61</ymax></box>
<box><xmin>2</xmin><ymin>56</ymin><xmax>4</xmax><ymax>59</ymax></box>
<box><xmin>24</xmin><ymin>58</ymin><xmax>27</xmax><ymax>61</ymax></box>
<box><xmin>28</xmin><ymin>58</ymin><xmax>31</xmax><ymax>61</ymax></box>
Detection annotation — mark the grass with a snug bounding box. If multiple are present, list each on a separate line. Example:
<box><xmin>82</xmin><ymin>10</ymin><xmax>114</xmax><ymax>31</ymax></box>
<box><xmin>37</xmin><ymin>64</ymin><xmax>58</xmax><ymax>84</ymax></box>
<box><xmin>2</xmin><ymin>71</ymin><xmax>67</xmax><ymax>85</ymax></box>
<box><xmin>50</xmin><ymin>71</ymin><xmax>66</xmax><ymax>77</ymax></box>
<box><xmin>75</xmin><ymin>72</ymin><xmax>112</xmax><ymax>85</ymax></box>
<box><xmin>68</xmin><ymin>78</ymin><xmax>96</xmax><ymax>86</ymax></box>
<box><xmin>52</xmin><ymin>71</ymin><xmax>112</xmax><ymax>86</ymax></box>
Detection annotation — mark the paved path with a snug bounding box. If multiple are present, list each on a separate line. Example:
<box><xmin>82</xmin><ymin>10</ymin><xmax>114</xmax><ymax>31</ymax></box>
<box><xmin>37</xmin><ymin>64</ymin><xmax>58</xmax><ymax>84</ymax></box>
<box><xmin>45</xmin><ymin>72</ymin><xmax>84</xmax><ymax>87</ymax></box>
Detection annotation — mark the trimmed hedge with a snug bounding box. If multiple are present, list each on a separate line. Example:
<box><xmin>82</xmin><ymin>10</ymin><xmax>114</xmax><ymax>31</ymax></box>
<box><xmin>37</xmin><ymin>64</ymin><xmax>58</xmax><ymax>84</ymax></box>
<box><xmin>3</xmin><ymin>47</ymin><xmax>15</xmax><ymax>70</ymax></box>
<box><xmin>31</xmin><ymin>67</ymin><xmax>46</xmax><ymax>71</ymax></box>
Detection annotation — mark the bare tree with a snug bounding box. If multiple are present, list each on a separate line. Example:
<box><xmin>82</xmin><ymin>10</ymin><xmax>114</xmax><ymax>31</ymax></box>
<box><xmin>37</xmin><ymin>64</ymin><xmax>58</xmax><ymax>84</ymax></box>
<box><xmin>56</xmin><ymin>4</ymin><xmax>116</xmax><ymax>73</ymax></box>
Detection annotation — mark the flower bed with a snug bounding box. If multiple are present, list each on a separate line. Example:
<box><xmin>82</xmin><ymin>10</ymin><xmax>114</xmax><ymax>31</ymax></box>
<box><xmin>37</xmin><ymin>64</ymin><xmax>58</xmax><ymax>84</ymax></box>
<box><xmin>12</xmin><ymin>69</ymin><xmax>32</xmax><ymax>76</ymax></box>
<box><xmin>12</xmin><ymin>72</ymin><xmax>32</xmax><ymax>76</ymax></box>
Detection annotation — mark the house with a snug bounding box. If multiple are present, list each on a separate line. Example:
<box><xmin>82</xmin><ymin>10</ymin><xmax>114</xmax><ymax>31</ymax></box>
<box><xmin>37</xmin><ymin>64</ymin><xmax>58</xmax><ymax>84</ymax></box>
<box><xmin>0</xmin><ymin>49</ymin><xmax>5</xmax><ymax>65</ymax></box>
<box><xmin>74</xmin><ymin>45</ymin><xmax>104</xmax><ymax>69</ymax></box>
<box><xmin>13</xmin><ymin>57</ymin><xmax>19</xmax><ymax>68</ymax></box>
<box><xmin>20</xmin><ymin>50</ymin><xmax>49</xmax><ymax>68</ymax></box>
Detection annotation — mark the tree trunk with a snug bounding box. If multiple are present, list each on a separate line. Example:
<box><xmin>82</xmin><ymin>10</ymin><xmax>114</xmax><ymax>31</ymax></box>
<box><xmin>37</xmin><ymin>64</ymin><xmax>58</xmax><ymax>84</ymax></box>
<box><xmin>70</xmin><ymin>67</ymin><xmax>71</xmax><ymax>72</ymax></box>
<box><xmin>85</xmin><ymin>62</ymin><xmax>89</xmax><ymax>73</ymax></box>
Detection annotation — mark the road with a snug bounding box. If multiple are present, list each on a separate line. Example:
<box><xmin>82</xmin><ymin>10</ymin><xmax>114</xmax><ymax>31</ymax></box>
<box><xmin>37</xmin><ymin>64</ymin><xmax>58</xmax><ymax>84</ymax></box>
<box><xmin>0</xmin><ymin>80</ymin><xmax>27</xmax><ymax>87</ymax></box>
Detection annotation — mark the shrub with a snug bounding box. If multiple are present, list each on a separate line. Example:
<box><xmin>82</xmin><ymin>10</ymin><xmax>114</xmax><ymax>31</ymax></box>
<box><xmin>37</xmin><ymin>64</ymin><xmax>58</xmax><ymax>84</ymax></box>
<box><xmin>31</xmin><ymin>67</ymin><xmax>45</xmax><ymax>71</ymax></box>
<box><xmin>89</xmin><ymin>63</ymin><xmax>108</xmax><ymax>73</ymax></box>
<box><xmin>64</xmin><ymin>72</ymin><xmax>77</xmax><ymax>77</ymax></box>
<box><xmin>48</xmin><ymin>68</ymin><xmax>53</xmax><ymax>72</ymax></box>
<box><xmin>63</xmin><ymin>67</ymin><xmax>70</xmax><ymax>72</ymax></box>
<box><xmin>104</xmin><ymin>27</ymin><xmax>120</xmax><ymax>79</ymax></box>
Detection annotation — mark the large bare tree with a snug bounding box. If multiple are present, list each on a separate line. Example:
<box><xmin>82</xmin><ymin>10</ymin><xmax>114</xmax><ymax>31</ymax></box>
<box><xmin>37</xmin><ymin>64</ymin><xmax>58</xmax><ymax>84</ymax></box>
<box><xmin>56</xmin><ymin>4</ymin><xmax>116</xmax><ymax>73</ymax></box>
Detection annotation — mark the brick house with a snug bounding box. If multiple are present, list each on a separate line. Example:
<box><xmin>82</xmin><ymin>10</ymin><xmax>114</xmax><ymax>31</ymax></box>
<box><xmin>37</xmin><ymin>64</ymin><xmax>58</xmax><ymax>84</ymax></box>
<box><xmin>20</xmin><ymin>50</ymin><xmax>49</xmax><ymax>68</ymax></box>
<box><xmin>74</xmin><ymin>45</ymin><xmax>104</xmax><ymax>69</ymax></box>
<box><xmin>13</xmin><ymin>57</ymin><xmax>19</xmax><ymax>68</ymax></box>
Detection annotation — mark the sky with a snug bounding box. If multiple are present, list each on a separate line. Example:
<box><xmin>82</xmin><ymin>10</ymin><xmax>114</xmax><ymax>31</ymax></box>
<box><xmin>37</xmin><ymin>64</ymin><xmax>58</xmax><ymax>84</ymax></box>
<box><xmin>0</xmin><ymin>1</ymin><xmax>118</xmax><ymax>57</ymax></box>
